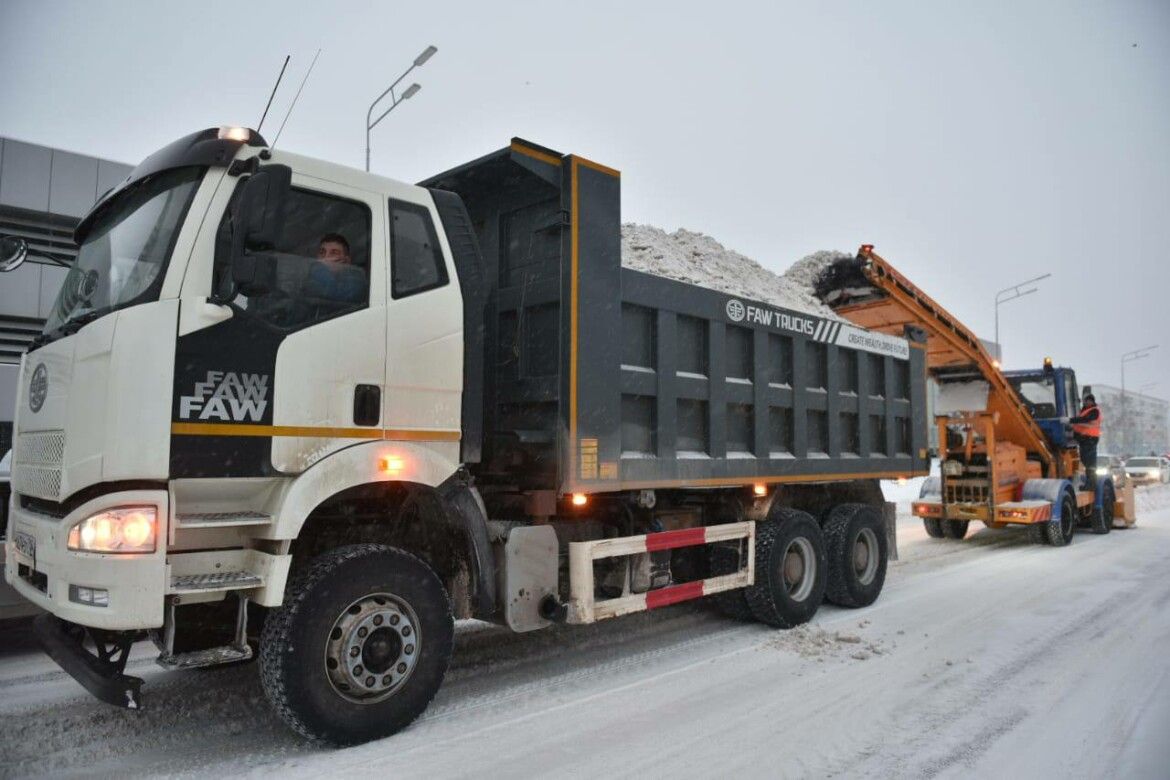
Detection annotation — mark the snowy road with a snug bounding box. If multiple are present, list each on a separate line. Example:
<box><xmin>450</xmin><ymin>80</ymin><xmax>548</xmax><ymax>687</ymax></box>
<box><xmin>2</xmin><ymin>487</ymin><xmax>1169</xmax><ymax>779</ymax></box>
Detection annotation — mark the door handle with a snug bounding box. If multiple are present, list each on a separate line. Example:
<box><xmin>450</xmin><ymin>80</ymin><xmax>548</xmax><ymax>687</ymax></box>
<box><xmin>353</xmin><ymin>384</ymin><xmax>381</xmax><ymax>426</ymax></box>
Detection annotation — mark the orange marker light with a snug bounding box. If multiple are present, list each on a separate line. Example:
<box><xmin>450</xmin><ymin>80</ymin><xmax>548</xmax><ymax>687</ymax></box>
<box><xmin>381</xmin><ymin>456</ymin><xmax>405</xmax><ymax>475</ymax></box>
<box><xmin>571</xmin><ymin>493</ymin><xmax>588</xmax><ymax>507</ymax></box>
<box><xmin>991</xmin><ymin>359</ymin><xmax>1001</xmax><ymax>370</ymax></box>
<box><xmin>752</xmin><ymin>484</ymin><xmax>768</xmax><ymax>497</ymax></box>
<box><xmin>897</xmin><ymin>477</ymin><xmax>908</xmax><ymax>486</ymax></box>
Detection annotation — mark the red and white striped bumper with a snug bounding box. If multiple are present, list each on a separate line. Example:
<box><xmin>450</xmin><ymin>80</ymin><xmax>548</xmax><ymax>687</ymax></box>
<box><xmin>567</xmin><ymin>522</ymin><xmax>755</xmax><ymax>624</ymax></box>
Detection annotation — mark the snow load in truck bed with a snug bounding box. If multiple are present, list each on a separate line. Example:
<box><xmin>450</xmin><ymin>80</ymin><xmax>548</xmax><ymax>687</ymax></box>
<box><xmin>620</xmin><ymin>224</ymin><xmax>845</xmax><ymax>320</ymax></box>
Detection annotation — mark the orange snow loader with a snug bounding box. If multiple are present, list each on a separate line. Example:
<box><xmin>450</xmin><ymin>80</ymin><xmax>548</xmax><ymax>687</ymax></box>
<box><xmin>815</xmin><ymin>246</ymin><xmax>1135</xmax><ymax>546</ymax></box>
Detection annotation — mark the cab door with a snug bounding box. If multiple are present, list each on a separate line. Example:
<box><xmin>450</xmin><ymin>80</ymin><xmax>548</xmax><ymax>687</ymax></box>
<box><xmin>171</xmin><ymin>170</ymin><xmax>386</xmax><ymax>477</ymax></box>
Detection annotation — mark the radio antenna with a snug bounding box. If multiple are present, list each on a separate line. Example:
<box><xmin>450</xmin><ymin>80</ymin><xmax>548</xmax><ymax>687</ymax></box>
<box><xmin>256</xmin><ymin>54</ymin><xmax>290</xmax><ymax>135</ymax></box>
<box><xmin>272</xmin><ymin>48</ymin><xmax>321</xmax><ymax>149</ymax></box>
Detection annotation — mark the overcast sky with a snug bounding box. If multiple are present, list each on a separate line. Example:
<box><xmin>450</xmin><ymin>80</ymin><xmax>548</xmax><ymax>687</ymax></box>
<box><xmin>2</xmin><ymin>0</ymin><xmax>1168</xmax><ymax>398</ymax></box>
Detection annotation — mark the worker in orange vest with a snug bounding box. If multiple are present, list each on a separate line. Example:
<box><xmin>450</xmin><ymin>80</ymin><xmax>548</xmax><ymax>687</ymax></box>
<box><xmin>1070</xmin><ymin>393</ymin><xmax>1102</xmax><ymax>488</ymax></box>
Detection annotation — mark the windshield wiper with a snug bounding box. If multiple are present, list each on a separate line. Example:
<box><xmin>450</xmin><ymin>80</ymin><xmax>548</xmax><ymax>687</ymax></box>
<box><xmin>27</xmin><ymin>308</ymin><xmax>109</xmax><ymax>352</ymax></box>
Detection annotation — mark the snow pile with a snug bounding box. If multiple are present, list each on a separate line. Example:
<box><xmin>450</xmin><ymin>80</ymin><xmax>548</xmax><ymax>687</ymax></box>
<box><xmin>762</xmin><ymin>622</ymin><xmax>889</xmax><ymax>661</ymax></box>
<box><xmin>620</xmin><ymin>224</ymin><xmax>846</xmax><ymax>319</ymax></box>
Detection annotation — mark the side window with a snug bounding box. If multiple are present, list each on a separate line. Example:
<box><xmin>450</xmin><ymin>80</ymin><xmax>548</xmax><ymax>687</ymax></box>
<box><xmin>1065</xmin><ymin>373</ymin><xmax>1079</xmax><ymax>412</ymax></box>
<box><xmin>216</xmin><ymin>185</ymin><xmax>372</xmax><ymax>330</ymax></box>
<box><xmin>389</xmin><ymin>199</ymin><xmax>448</xmax><ymax>298</ymax></box>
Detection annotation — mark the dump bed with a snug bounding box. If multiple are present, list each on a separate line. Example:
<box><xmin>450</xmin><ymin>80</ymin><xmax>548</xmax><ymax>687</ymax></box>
<box><xmin>423</xmin><ymin>140</ymin><xmax>930</xmax><ymax>494</ymax></box>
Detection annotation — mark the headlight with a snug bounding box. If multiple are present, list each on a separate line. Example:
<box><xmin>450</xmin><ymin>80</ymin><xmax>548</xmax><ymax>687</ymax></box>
<box><xmin>68</xmin><ymin>507</ymin><xmax>157</xmax><ymax>553</ymax></box>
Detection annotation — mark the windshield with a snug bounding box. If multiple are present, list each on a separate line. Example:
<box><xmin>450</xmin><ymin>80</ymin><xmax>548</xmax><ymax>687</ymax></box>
<box><xmin>1010</xmin><ymin>377</ymin><xmax>1057</xmax><ymax>417</ymax></box>
<box><xmin>1129</xmin><ymin>458</ymin><xmax>1160</xmax><ymax>467</ymax></box>
<box><xmin>43</xmin><ymin>166</ymin><xmax>204</xmax><ymax>333</ymax></box>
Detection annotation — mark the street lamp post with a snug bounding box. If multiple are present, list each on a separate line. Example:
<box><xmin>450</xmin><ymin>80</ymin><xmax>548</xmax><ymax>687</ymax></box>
<box><xmin>994</xmin><ymin>273</ymin><xmax>1052</xmax><ymax>362</ymax></box>
<box><xmin>1121</xmin><ymin>345</ymin><xmax>1158</xmax><ymax>454</ymax></box>
<box><xmin>365</xmin><ymin>45</ymin><xmax>438</xmax><ymax>172</ymax></box>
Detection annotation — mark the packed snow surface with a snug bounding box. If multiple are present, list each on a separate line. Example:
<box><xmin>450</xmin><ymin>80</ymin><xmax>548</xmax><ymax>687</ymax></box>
<box><xmin>3</xmin><ymin>484</ymin><xmax>1169</xmax><ymax>778</ymax></box>
<box><xmin>620</xmin><ymin>223</ymin><xmax>845</xmax><ymax>319</ymax></box>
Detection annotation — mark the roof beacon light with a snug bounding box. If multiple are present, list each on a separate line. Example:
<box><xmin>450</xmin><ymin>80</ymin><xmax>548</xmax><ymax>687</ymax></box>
<box><xmin>218</xmin><ymin>126</ymin><xmax>252</xmax><ymax>142</ymax></box>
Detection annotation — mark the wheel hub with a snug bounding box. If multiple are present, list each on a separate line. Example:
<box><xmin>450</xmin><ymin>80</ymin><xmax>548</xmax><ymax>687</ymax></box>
<box><xmin>853</xmin><ymin>528</ymin><xmax>879</xmax><ymax>585</ymax></box>
<box><xmin>325</xmin><ymin>593</ymin><xmax>420</xmax><ymax>704</ymax></box>
<box><xmin>779</xmin><ymin>537</ymin><xmax>816</xmax><ymax>602</ymax></box>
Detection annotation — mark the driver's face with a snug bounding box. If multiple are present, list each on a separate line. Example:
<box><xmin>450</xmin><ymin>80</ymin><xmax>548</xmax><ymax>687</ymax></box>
<box><xmin>317</xmin><ymin>241</ymin><xmax>350</xmax><ymax>265</ymax></box>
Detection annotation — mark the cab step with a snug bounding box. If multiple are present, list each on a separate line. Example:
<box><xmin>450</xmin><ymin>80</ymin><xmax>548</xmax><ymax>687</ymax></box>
<box><xmin>175</xmin><ymin>511</ymin><xmax>272</xmax><ymax>529</ymax></box>
<box><xmin>156</xmin><ymin>644</ymin><xmax>253</xmax><ymax>671</ymax></box>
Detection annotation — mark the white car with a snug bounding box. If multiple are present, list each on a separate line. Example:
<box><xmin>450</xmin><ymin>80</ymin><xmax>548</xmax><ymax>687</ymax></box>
<box><xmin>1</xmin><ymin>448</ymin><xmax>41</xmax><ymax>621</ymax></box>
<box><xmin>1124</xmin><ymin>456</ymin><xmax>1170</xmax><ymax>485</ymax></box>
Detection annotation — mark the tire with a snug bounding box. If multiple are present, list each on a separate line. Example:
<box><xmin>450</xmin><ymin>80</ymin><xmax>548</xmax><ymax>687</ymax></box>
<box><xmin>1090</xmin><ymin>481</ymin><xmax>1115</xmax><ymax>535</ymax></box>
<box><xmin>260</xmin><ymin>544</ymin><xmax>454</xmax><ymax>745</ymax></box>
<box><xmin>923</xmin><ymin>518</ymin><xmax>945</xmax><ymax>538</ymax></box>
<box><xmin>941</xmin><ymin>520</ymin><xmax>970</xmax><ymax>540</ymax></box>
<box><xmin>1044</xmin><ymin>491</ymin><xmax>1077</xmax><ymax>547</ymax></box>
<box><xmin>1027</xmin><ymin>522</ymin><xmax>1047</xmax><ymax>545</ymax></box>
<box><xmin>745</xmin><ymin>509</ymin><xmax>827</xmax><ymax>628</ymax></box>
<box><xmin>708</xmin><ymin>543</ymin><xmax>755</xmax><ymax>621</ymax></box>
<box><xmin>823</xmin><ymin>504</ymin><xmax>888</xmax><ymax>608</ymax></box>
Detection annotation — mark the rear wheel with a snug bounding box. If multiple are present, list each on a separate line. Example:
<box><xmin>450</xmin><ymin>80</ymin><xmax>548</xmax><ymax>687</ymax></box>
<box><xmin>941</xmin><ymin>520</ymin><xmax>970</xmax><ymax>540</ymax></box>
<box><xmin>1090</xmin><ymin>481</ymin><xmax>1115</xmax><ymax>534</ymax></box>
<box><xmin>1044</xmin><ymin>491</ymin><xmax>1077</xmax><ymax>547</ymax></box>
<box><xmin>260</xmin><ymin>544</ymin><xmax>453</xmax><ymax>745</ymax></box>
<box><xmin>923</xmin><ymin>518</ymin><xmax>945</xmax><ymax>538</ymax></box>
<box><xmin>1027</xmin><ymin>522</ymin><xmax>1047</xmax><ymax>545</ymax></box>
<box><xmin>745</xmin><ymin>510</ymin><xmax>827</xmax><ymax>628</ymax></box>
<box><xmin>823</xmin><ymin>504</ymin><xmax>887</xmax><ymax>608</ymax></box>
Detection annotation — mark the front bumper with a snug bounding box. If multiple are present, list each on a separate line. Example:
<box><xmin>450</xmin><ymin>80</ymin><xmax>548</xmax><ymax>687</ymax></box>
<box><xmin>1127</xmin><ymin>473</ymin><xmax>1162</xmax><ymax>484</ymax></box>
<box><xmin>4</xmin><ymin>489</ymin><xmax>169</xmax><ymax>630</ymax></box>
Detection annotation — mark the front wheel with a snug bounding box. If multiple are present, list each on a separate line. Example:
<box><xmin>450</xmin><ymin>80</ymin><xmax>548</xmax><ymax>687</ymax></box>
<box><xmin>745</xmin><ymin>509</ymin><xmax>827</xmax><ymax>628</ymax></box>
<box><xmin>923</xmin><ymin>518</ymin><xmax>945</xmax><ymax>538</ymax></box>
<box><xmin>260</xmin><ymin>544</ymin><xmax>454</xmax><ymax>745</ymax></box>
<box><xmin>1090</xmin><ymin>481</ymin><xmax>1115</xmax><ymax>534</ymax></box>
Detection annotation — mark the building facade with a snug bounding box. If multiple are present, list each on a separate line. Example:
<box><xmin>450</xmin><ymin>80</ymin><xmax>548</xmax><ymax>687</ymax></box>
<box><xmin>1089</xmin><ymin>383</ymin><xmax>1169</xmax><ymax>456</ymax></box>
<box><xmin>0</xmin><ymin>136</ymin><xmax>133</xmax><ymax>453</ymax></box>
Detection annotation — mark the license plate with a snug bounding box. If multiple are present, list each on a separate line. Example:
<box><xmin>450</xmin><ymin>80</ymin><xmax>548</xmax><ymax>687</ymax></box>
<box><xmin>13</xmin><ymin>531</ymin><xmax>35</xmax><ymax>561</ymax></box>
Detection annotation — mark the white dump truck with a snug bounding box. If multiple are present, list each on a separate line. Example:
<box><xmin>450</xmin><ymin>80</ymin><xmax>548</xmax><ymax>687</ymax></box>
<box><xmin>2</xmin><ymin>128</ymin><xmax>928</xmax><ymax>744</ymax></box>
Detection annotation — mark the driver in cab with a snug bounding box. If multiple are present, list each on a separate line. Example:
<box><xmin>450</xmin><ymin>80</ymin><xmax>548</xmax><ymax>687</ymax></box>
<box><xmin>306</xmin><ymin>232</ymin><xmax>365</xmax><ymax>303</ymax></box>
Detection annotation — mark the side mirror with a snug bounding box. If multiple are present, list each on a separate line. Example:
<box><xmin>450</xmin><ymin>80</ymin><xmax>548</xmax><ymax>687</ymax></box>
<box><xmin>0</xmin><ymin>235</ymin><xmax>29</xmax><ymax>272</ymax></box>
<box><xmin>221</xmin><ymin>164</ymin><xmax>290</xmax><ymax>299</ymax></box>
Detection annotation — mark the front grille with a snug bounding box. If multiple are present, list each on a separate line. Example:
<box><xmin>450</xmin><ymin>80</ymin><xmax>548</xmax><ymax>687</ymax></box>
<box><xmin>944</xmin><ymin>479</ymin><xmax>990</xmax><ymax>505</ymax></box>
<box><xmin>13</xmin><ymin>430</ymin><xmax>65</xmax><ymax>501</ymax></box>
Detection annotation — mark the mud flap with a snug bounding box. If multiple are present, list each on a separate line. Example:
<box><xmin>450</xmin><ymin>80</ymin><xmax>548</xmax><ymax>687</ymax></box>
<box><xmin>34</xmin><ymin>614</ymin><xmax>144</xmax><ymax>710</ymax></box>
<box><xmin>883</xmin><ymin>501</ymin><xmax>899</xmax><ymax>561</ymax></box>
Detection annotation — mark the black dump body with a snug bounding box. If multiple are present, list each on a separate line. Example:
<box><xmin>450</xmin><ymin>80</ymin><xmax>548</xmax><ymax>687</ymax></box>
<box><xmin>422</xmin><ymin>139</ymin><xmax>929</xmax><ymax>495</ymax></box>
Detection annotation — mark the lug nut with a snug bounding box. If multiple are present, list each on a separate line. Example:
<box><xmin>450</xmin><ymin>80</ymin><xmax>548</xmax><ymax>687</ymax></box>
<box><xmin>405</xmin><ymin>644</ymin><xmax>414</xmax><ymax>655</ymax></box>
<box><xmin>354</xmin><ymin>665</ymin><xmax>364</xmax><ymax>676</ymax></box>
<box><xmin>382</xmin><ymin>675</ymin><xmax>392</xmax><ymax>686</ymax></box>
<box><xmin>397</xmin><ymin>662</ymin><xmax>407</xmax><ymax>674</ymax></box>
<box><xmin>401</xmin><ymin>626</ymin><xmax>412</xmax><ymax>637</ymax></box>
<box><xmin>366</xmin><ymin>676</ymin><xmax>376</xmax><ymax>687</ymax></box>
<box><xmin>358</xmin><ymin>627</ymin><xmax>368</xmax><ymax>638</ymax></box>
<box><xmin>373</xmin><ymin>615</ymin><xmax>384</xmax><ymax>626</ymax></box>
<box><xmin>390</xmin><ymin>614</ymin><xmax>400</xmax><ymax>625</ymax></box>
<box><xmin>350</xmin><ymin>646</ymin><xmax>360</xmax><ymax>658</ymax></box>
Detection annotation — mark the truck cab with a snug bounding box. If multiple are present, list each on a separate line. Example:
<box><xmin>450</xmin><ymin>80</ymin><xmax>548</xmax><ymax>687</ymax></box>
<box><xmin>1003</xmin><ymin>362</ymin><xmax>1082</xmax><ymax>449</ymax></box>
